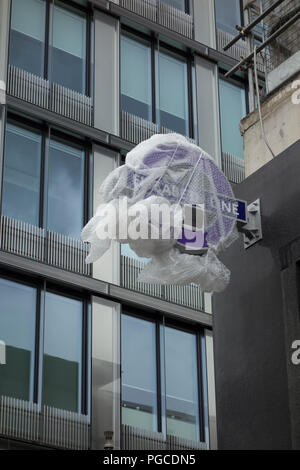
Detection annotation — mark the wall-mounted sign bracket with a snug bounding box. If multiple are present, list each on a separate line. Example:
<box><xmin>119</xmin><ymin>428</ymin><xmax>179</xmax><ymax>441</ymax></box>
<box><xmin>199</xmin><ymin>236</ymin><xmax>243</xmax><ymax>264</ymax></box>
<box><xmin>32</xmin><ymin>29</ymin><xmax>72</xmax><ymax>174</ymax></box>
<box><xmin>237</xmin><ymin>199</ymin><xmax>263</xmax><ymax>249</ymax></box>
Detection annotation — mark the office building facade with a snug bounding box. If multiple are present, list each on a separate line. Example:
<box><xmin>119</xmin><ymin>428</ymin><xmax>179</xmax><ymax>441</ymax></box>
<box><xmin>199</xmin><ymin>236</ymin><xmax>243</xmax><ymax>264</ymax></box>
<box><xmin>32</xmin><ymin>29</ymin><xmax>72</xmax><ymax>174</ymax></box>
<box><xmin>0</xmin><ymin>0</ymin><xmax>249</xmax><ymax>450</ymax></box>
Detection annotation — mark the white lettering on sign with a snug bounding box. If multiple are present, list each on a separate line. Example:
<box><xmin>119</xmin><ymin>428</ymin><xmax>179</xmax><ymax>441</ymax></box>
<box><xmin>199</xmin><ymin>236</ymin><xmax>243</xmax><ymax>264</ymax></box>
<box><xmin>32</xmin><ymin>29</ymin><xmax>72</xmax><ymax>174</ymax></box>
<box><xmin>0</xmin><ymin>340</ymin><xmax>6</xmax><ymax>365</ymax></box>
<box><xmin>291</xmin><ymin>340</ymin><xmax>300</xmax><ymax>365</ymax></box>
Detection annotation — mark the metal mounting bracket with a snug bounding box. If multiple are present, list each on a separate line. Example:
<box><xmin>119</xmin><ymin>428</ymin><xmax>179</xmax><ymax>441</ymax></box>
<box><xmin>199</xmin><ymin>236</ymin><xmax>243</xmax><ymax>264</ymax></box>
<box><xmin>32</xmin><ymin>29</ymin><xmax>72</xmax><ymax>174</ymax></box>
<box><xmin>237</xmin><ymin>199</ymin><xmax>263</xmax><ymax>249</ymax></box>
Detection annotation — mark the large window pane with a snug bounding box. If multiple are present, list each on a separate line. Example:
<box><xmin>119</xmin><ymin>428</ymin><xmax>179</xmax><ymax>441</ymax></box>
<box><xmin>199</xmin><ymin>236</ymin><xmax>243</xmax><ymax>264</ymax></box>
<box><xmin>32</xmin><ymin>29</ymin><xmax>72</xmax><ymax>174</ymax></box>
<box><xmin>45</xmin><ymin>139</ymin><xmax>84</xmax><ymax>239</ymax></box>
<box><xmin>162</xmin><ymin>326</ymin><xmax>200</xmax><ymax>441</ymax></box>
<box><xmin>2</xmin><ymin>123</ymin><xmax>42</xmax><ymax>226</ymax></box>
<box><xmin>42</xmin><ymin>292</ymin><xmax>82</xmax><ymax>412</ymax></box>
<box><xmin>121</xmin><ymin>315</ymin><xmax>158</xmax><ymax>431</ymax></box>
<box><xmin>0</xmin><ymin>278</ymin><xmax>36</xmax><ymax>401</ymax></box>
<box><xmin>215</xmin><ymin>0</ymin><xmax>241</xmax><ymax>35</ymax></box>
<box><xmin>219</xmin><ymin>79</ymin><xmax>246</xmax><ymax>160</ymax></box>
<box><xmin>50</xmin><ymin>2</ymin><xmax>87</xmax><ymax>93</ymax></box>
<box><xmin>161</xmin><ymin>0</ymin><xmax>186</xmax><ymax>12</ymax></box>
<box><xmin>158</xmin><ymin>51</ymin><xmax>189</xmax><ymax>136</ymax></box>
<box><xmin>121</xmin><ymin>34</ymin><xmax>152</xmax><ymax>121</ymax></box>
<box><xmin>9</xmin><ymin>0</ymin><xmax>46</xmax><ymax>76</ymax></box>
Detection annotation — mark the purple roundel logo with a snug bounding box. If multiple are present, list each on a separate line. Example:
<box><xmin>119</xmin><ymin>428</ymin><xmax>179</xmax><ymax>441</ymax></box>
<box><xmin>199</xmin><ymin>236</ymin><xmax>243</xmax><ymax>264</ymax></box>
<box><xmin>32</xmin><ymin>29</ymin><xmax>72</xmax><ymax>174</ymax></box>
<box><xmin>127</xmin><ymin>140</ymin><xmax>239</xmax><ymax>251</ymax></box>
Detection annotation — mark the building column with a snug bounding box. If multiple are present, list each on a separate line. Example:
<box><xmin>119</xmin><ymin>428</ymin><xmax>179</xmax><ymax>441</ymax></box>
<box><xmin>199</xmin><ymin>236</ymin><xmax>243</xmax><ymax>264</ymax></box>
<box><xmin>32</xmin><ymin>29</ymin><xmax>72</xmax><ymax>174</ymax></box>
<box><xmin>91</xmin><ymin>297</ymin><xmax>121</xmax><ymax>450</ymax></box>
<box><xmin>92</xmin><ymin>144</ymin><xmax>120</xmax><ymax>285</ymax></box>
<box><xmin>195</xmin><ymin>56</ymin><xmax>222</xmax><ymax>167</ymax></box>
<box><xmin>0</xmin><ymin>0</ymin><xmax>10</xmax><ymax>203</ymax></box>
<box><xmin>205</xmin><ymin>329</ymin><xmax>218</xmax><ymax>450</ymax></box>
<box><xmin>94</xmin><ymin>10</ymin><xmax>120</xmax><ymax>135</ymax></box>
<box><xmin>193</xmin><ymin>0</ymin><xmax>216</xmax><ymax>48</ymax></box>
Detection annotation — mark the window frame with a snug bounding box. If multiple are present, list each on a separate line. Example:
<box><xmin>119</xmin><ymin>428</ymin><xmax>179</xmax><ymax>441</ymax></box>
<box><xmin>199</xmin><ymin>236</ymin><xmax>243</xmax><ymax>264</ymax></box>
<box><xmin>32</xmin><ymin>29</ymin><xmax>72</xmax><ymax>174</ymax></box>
<box><xmin>9</xmin><ymin>0</ymin><xmax>93</xmax><ymax>96</ymax></box>
<box><xmin>121</xmin><ymin>308</ymin><xmax>207</xmax><ymax>442</ymax></box>
<box><xmin>120</xmin><ymin>25</ymin><xmax>197</xmax><ymax>141</ymax></box>
<box><xmin>218</xmin><ymin>68</ymin><xmax>249</xmax><ymax>160</ymax></box>
<box><xmin>1</xmin><ymin>113</ymin><xmax>92</xmax><ymax>238</ymax></box>
<box><xmin>0</xmin><ymin>269</ymin><xmax>91</xmax><ymax>415</ymax></box>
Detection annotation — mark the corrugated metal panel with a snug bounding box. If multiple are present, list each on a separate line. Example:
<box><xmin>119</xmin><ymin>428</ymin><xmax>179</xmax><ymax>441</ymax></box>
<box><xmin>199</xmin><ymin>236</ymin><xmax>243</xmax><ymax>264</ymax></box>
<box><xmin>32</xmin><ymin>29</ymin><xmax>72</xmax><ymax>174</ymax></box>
<box><xmin>0</xmin><ymin>396</ymin><xmax>89</xmax><ymax>449</ymax></box>
<box><xmin>121</xmin><ymin>424</ymin><xmax>207</xmax><ymax>450</ymax></box>
<box><xmin>112</xmin><ymin>0</ymin><xmax>193</xmax><ymax>38</ymax></box>
<box><xmin>221</xmin><ymin>151</ymin><xmax>246</xmax><ymax>184</ymax></box>
<box><xmin>41</xmin><ymin>406</ymin><xmax>89</xmax><ymax>450</ymax></box>
<box><xmin>0</xmin><ymin>396</ymin><xmax>39</xmax><ymax>443</ymax></box>
<box><xmin>121</xmin><ymin>255</ymin><xmax>205</xmax><ymax>311</ymax></box>
<box><xmin>0</xmin><ymin>216</ymin><xmax>91</xmax><ymax>276</ymax></box>
<box><xmin>118</xmin><ymin>0</ymin><xmax>157</xmax><ymax>22</ymax></box>
<box><xmin>157</xmin><ymin>1</ymin><xmax>193</xmax><ymax>39</ymax></box>
<box><xmin>122</xmin><ymin>425</ymin><xmax>166</xmax><ymax>450</ymax></box>
<box><xmin>167</xmin><ymin>434</ymin><xmax>207</xmax><ymax>450</ymax></box>
<box><xmin>121</xmin><ymin>111</ymin><xmax>197</xmax><ymax>145</ymax></box>
<box><xmin>7</xmin><ymin>65</ymin><xmax>93</xmax><ymax>126</ymax></box>
<box><xmin>121</xmin><ymin>111</ymin><xmax>159</xmax><ymax>144</ymax></box>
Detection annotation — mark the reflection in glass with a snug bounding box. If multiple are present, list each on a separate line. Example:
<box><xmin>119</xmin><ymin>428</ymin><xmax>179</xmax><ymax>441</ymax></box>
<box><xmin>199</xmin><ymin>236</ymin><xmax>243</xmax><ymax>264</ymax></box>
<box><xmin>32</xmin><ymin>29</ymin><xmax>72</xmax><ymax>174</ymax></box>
<box><xmin>50</xmin><ymin>2</ymin><xmax>87</xmax><ymax>93</ymax></box>
<box><xmin>121</xmin><ymin>315</ymin><xmax>158</xmax><ymax>431</ymax></box>
<box><xmin>45</xmin><ymin>139</ymin><xmax>84</xmax><ymax>239</ymax></box>
<box><xmin>219</xmin><ymin>79</ymin><xmax>246</xmax><ymax>160</ymax></box>
<box><xmin>158</xmin><ymin>51</ymin><xmax>189</xmax><ymax>136</ymax></box>
<box><xmin>161</xmin><ymin>0</ymin><xmax>186</xmax><ymax>12</ymax></box>
<box><xmin>121</xmin><ymin>34</ymin><xmax>153</xmax><ymax>121</ymax></box>
<box><xmin>42</xmin><ymin>292</ymin><xmax>82</xmax><ymax>412</ymax></box>
<box><xmin>215</xmin><ymin>0</ymin><xmax>241</xmax><ymax>35</ymax></box>
<box><xmin>2</xmin><ymin>123</ymin><xmax>42</xmax><ymax>226</ymax></box>
<box><xmin>162</xmin><ymin>326</ymin><xmax>200</xmax><ymax>441</ymax></box>
<box><xmin>9</xmin><ymin>0</ymin><xmax>46</xmax><ymax>77</ymax></box>
<box><xmin>0</xmin><ymin>278</ymin><xmax>36</xmax><ymax>401</ymax></box>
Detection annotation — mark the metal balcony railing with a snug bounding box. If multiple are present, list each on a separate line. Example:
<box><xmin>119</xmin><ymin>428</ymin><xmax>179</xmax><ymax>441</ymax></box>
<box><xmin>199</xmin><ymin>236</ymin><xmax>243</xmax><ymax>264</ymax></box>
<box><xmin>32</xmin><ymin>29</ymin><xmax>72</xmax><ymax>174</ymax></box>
<box><xmin>121</xmin><ymin>424</ymin><xmax>207</xmax><ymax>450</ymax></box>
<box><xmin>0</xmin><ymin>215</ymin><xmax>91</xmax><ymax>276</ymax></box>
<box><xmin>8</xmin><ymin>65</ymin><xmax>93</xmax><ymax>126</ymax></box>
<box><xmin>157</xmin><ymin>1</ymin><xmax>193</xmax><ymax>38</ymax></box>
<box><xmin>121</xmin><ymin>111</ymin><xmax>197</xmax><ymax>145</ymax></box>
<box><xmin>221</xmin><ymin>151</ymin><xmax>246</xmax><ymax>184</ymax></box>
<box><xmin>112</xmin><ymin>0</ymin><xmax>193</xmax><ymax>38</ymax></box>
<box><xmin>121</xmin><ymin>255</ymin><xmax>205</xmax><ymax>311</ymax></box>
<box><xmin>0</xmin><ymin>396</ymin><xmax>89</xmax><ymax>450</ymax></box>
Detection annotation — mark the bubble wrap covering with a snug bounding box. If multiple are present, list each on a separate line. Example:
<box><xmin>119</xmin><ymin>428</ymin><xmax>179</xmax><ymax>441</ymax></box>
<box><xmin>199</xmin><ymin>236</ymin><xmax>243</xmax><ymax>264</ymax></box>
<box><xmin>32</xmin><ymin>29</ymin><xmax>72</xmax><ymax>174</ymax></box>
<box><xmin>82</xmin><ymin>133</ymin><xmax>238</xmax><ymax>292</ymax></box>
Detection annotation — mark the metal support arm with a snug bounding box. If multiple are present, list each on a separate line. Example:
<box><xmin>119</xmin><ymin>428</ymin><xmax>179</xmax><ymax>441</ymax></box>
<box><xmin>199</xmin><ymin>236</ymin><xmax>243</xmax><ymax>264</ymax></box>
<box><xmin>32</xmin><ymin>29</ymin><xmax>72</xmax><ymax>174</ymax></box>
<box><xmin>237</xmin><ymin>199</ymin><xmax>263</xmax><ymax>249</ymax></box>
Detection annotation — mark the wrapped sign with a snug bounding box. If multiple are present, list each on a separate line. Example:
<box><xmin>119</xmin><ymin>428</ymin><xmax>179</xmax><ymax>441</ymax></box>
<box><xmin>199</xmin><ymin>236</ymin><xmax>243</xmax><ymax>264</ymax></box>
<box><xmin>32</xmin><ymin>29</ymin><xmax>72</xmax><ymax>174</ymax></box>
<box><xmin>82</xmin><ymin>134</ymin><xmax>242</xmax><ymax>292</ymax></box>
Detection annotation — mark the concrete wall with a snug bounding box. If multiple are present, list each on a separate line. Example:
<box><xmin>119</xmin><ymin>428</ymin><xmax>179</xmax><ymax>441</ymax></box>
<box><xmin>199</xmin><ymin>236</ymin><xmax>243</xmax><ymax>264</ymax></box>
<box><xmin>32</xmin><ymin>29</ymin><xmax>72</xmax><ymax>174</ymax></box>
<box><xmin>213</xmin><ymin>139</ymin><xmax>300</xmax><ymax>449</ymax></box>
<box><xmin>241</xmin><ymin>73</ymin><xmax>300</xmax><ymax>177</ymax></box>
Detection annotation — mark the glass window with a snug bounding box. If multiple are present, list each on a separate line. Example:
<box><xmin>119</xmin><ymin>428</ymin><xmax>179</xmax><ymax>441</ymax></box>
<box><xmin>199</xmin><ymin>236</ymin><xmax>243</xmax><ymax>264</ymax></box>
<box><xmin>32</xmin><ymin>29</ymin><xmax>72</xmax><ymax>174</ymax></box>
<box><xmin>9</xmin><ymin>0</ymin><xmax>46</xmax><ymax>76</ymax></box>
<box><xmin>50</xmin><ymin>2</ymin><xmax>87</xmax><ymax>93</ymax></box>
<box><xmin>41</xmin><ymin>292</ymin><xmax>83</xmax><ymax>412</ymax></box>
<box><xmin>162</xmin><ymin>326</ymin><xmax>200</xmax><ymax>441</ymax></box>
<box><xmin>158</xmin><ymin>50</ymin><xmax>189</xmax><ymax>136</ymax></box>
<box><xmin>219</xmin><ymin>78</ymin><xmax>246</xmax><ymax>160</ymax></box>
<box><xmin>215</xmin><ymin>0</ymin><xmax>241</xmax><ymax>35</ymax></box>
<box><xmin>121</xmin><ymin>315</ymin><xmax>158</xmax><ymax>431</ymax></box>
<box><xmin>2</xmin><ymin>123</ymin><xmax>42</xmax><ymax>226</ymax></box>
<box><xmin>161</xmin><ymin>0</ymin><xmax>186</xmax><ymax>12</ymax></box>
<box><xmin>0</xmin><ymin>278</ymin><xmax>36</xmax><ymax>401</ymax></box>
<box><xmin>121</xmin><ymin>34</ymin><xmax>153</xmax><ymax>121</ymax></box>
<box><xmin>45</xmin><ymin>139</ymin><xmax>85</xmax><ymax>239</ymax></box>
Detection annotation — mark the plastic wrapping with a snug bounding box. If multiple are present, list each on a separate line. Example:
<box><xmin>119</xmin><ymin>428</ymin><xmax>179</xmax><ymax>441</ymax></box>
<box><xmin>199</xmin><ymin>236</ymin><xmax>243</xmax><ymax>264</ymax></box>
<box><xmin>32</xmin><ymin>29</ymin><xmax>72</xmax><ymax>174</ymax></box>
<box><xmin>82</xmin><ymin>133</ymin><xmax>238</xmax><ymax>292</ymax></box>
